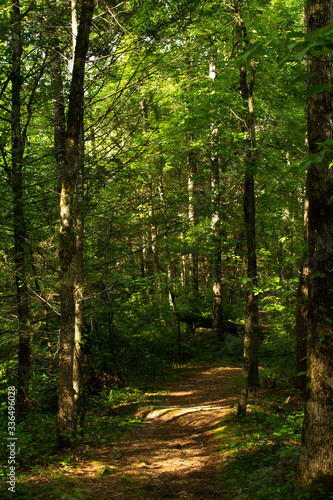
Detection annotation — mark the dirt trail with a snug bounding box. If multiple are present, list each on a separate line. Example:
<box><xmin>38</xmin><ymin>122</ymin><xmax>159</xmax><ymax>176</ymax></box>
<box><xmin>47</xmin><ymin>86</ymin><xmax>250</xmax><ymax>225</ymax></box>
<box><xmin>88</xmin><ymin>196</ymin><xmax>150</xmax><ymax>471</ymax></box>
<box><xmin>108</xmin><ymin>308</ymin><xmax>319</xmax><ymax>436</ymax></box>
<box><xmin>76</xmin><ymin>362</ymin><xmax>242</xmax><ymax>499</ymax></box>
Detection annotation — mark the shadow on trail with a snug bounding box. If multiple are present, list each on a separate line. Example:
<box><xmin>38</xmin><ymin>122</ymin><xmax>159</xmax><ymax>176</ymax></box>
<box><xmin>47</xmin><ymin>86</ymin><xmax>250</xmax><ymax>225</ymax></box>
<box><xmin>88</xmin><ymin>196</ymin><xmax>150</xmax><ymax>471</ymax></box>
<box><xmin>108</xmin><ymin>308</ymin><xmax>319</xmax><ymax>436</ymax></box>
<box><xmin>13</xmin><ymin>363</ymin><xmax>242</xmax><ymax>500</ymax></box>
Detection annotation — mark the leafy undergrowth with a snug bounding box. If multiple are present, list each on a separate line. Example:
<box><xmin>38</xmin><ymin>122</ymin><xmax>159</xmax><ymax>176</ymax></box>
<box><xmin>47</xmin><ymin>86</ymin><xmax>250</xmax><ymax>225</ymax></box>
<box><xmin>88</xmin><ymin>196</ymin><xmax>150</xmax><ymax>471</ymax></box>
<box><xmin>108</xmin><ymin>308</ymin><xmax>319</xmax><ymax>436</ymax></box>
<box><xmin>0</xmin><ymin>387</ymin><xmax>158</xmax><ymax>499</ymax></box>
<box><xmin>0</xmin><ymin>363</ymin><xmax>193</xmax><ymax>499</ymax></box>
<box><xmin>2</xmin><ymin>347</ymin><xmax>333</xmax><ymax>500</ymax></box>
<box><xmin>217</xmin><ymin>389</ymin><xmax>333</xmax><ymax>500</ymax></box>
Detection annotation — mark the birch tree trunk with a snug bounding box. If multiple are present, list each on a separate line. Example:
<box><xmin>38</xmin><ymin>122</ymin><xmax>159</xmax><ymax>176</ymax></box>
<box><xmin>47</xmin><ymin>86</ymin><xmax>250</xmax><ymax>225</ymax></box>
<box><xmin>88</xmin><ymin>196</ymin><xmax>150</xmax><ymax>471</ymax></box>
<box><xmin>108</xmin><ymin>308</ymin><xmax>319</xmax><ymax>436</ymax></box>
<box><xmin>298</xmin><ymin>0</ymin><xmax>333</xmax><ymax>489</ymax></box>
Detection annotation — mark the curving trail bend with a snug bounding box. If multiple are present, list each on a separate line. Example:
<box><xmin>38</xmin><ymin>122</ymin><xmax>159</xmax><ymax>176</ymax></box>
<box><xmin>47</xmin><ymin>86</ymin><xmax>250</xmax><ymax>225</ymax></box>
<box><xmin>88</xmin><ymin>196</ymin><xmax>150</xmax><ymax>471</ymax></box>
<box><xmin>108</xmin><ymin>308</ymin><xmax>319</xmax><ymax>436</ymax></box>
<box><xmin>75</xmin><ymin>363</ymin><xmax>242</xmax><ymax>499</ymax></box>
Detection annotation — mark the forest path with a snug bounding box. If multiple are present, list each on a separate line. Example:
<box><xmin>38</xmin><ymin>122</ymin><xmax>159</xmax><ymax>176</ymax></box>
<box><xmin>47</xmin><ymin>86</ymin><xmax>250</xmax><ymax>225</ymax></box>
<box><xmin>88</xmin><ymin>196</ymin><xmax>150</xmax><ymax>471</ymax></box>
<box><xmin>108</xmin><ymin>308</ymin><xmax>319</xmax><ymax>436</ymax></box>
<box><xmin>75</xmin><ymin>362</ymin><xmax>242</xmax><ymax>499</ymax></box>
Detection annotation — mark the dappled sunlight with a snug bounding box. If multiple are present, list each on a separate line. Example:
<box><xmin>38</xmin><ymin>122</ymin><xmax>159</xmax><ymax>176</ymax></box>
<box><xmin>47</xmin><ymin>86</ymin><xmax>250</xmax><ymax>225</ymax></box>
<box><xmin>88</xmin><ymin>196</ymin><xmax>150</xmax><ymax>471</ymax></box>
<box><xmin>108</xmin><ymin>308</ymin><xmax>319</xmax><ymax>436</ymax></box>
<box><xmin>165</xmin><ymin>390</ymin><xmax>194</xmax><ymax>397</ymax></box>
<box><xmin>17</xmin><ymin>364</ymin><xmax>241</xmax><ymax>499</ymax></box>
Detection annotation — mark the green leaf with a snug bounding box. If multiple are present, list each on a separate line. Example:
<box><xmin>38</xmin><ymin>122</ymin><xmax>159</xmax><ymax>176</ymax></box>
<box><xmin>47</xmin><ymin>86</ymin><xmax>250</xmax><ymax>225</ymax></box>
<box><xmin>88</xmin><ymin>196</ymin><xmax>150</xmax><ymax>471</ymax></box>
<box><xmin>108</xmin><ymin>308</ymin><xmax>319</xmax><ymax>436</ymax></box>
<box><xmin>238</xmin><ymin>41</ymin><xmax>265</xmax><ymax>63</ymax></box>
<box><xmin>305</xmin><ymin>84</ymin><xmax>332</xmax><ymax>99</ymax></box>
<box><xmin>308</xmin><ymin>24</ymin><xmax>333</xmax><ymax>41</ymax></box>
<box><xmin>311</xmin><ymin>273</ymin><xmax>325</xmax><ymax>279</ymax></box>
<box><xmin>295</xmin><ymin>46</ymin><xmax>309</xmax><ymax>61</ymax></box>
<box><xmin>286</xmin><ymin>160</ymin><xmax>312</xmax><ymax>176</ymax></box>
<box><xmin>291</xmin><ymin>72</ymin><xmax>316</xmax><ymax>84</ymax></box>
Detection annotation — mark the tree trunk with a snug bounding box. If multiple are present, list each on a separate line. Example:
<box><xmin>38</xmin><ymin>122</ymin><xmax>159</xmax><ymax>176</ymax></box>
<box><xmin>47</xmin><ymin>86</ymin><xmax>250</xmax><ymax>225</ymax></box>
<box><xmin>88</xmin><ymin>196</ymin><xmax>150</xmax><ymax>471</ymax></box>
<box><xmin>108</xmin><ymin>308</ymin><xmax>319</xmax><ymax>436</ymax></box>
<box><xmin>49</xmin><ymin>0</ymin><xmax>66</xmax><ymax>193</ymax></box>
<box><xmin>211</xmin><ymin>157</ymin><xmax>223</xmax><ymax>340</ymax></box>
<box><xmin>185</xmin><ymin>53</ymin><xmax>199</xmax><ymax>319</ymax></box>
<box><xmin>243</xmin><ymin>171</ymin><xmax>259</xmax><ymax>388</ymax></box>
<box><xmin>296</xmin><ymin>196</ymin><xmax>309</xmax><ymax>397</ymax></box>
<box><xmin>71</xmin><ymin>0</ymin><xmax>85</xmax><ymax>432</ymax></box>
<box><xmin>73</xmin><ymin>126</ymin><xmax>85</xmax><ymax>430</ymax></box>
<box><xmin>209</xmin><ymin>45</ymin><xmax>224</xmax><ymax>341</ymax></box>
<box><xmin>295</xmin><ymin>258</ymin><xmax>308</xmax><ymax>397</ymax></box>
<box><xmin>187</xmin><ymin>150</ymin><xmax>198</xmax><ymax>303</ymax></box>
<box><xmin>235</xmin><ymin>1</ymin><xmax>259</xmax><ymax>415</ymax></box>
<box><xmin>298</xmin><ymin>0</ymin><xmax>333</xmax><ymax>490</ymax></box>
<box><xmin>57</xmin><ymin>0</ymin><xmax>94</xmax><ymax>448</ymax></box>
<box><xmin>140</xmin><ymin>99</ymin><xmax>156</xmax><ymax>302</ymax></box>
<box><xmin>239</xmin><ymin>170</ymin><xmax>259</xmax><ymax>413</ymax></box>
<box><xmin>11</xmin><ymin>0</ymin><xmax>30</xmax><ymax>415</ymax></box>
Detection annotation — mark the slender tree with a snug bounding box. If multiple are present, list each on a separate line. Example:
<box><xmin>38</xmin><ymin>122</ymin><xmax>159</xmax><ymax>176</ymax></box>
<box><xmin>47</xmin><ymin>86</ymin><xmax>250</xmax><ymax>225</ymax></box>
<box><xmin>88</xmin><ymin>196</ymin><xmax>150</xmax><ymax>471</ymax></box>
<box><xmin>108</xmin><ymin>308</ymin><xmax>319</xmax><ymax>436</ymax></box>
<box><xmin>184</xmin><ymin>51</ymin><xmax>198</xmax><ymax>305</ymax></box>
<box><xmin>236</xmin><ymin>0</ymin><xmax>259</xmax><ymax>415</ymax></box>
<box><xmin>209</xmin><ymin>45</ymin><xmax>224</xmax><ymax>341</ymax></box>
<box><xmin>296</xmin><ymin>195</ymin><xmax>308</xmax><ymax>397</ymax></box>
<box><xmin>11</xmin><ymin>0</ymin><xmax>30</xmax><ymax>413</ymax></box>
<box><xmin>9</xmin><ymin>0</ymin><xmax>46</xmax><ymax>414</ymax></box>
<box><xmin>71</xmin><ymin>0</ymin><xmax>86</xmax><ymax>430</ymax></box>
<box><xmin>48</xmin><ymin>0</ymin><xmax>66</xmax><ymax>193</ymax></box>
<box><xmin>57</xmin><ymin>0</ymin><xmax>94</xmax><ymax>447</ymax></box>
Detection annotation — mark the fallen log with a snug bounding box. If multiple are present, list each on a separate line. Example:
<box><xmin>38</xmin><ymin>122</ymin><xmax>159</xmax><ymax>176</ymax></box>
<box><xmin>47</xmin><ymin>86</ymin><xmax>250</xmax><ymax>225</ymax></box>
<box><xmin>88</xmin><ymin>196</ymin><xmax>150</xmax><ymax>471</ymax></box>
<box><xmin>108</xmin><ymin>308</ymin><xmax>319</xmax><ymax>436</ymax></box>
<box><xmin>175</xmin><ymin>311</ymin><xmax>244</xmax><ymax>336</ymax></box>
<box><xmin>175</xmin><ymin>312</ymin><xmax>213</xmax><ymax>329</ymax></box>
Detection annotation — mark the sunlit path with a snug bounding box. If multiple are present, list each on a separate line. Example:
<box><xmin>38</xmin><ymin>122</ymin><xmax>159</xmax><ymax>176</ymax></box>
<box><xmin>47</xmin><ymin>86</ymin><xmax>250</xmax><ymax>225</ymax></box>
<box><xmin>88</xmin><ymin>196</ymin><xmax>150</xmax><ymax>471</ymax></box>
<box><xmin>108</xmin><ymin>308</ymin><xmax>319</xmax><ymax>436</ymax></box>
<box><xmin>72</xmin><ymin>363</ymin><xmax>241</xmax><ymax>499</ymax></box>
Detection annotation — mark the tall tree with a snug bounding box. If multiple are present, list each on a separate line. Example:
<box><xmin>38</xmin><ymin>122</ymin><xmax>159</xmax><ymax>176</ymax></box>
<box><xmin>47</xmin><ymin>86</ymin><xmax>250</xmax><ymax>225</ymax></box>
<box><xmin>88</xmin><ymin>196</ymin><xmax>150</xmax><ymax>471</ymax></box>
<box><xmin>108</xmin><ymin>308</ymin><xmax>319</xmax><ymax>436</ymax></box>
<box><xmin>209</xmin><ymin>44</ymin><xmax>224</xmax><ymax>341</ymax></box>
<box><xmin>8</xmin><ymin>0</ymin><xmax>46</xmax><ymax>414</ymax></box>
<box><xmin>57</xmin><ymin>0</ymin><xmax>94</xmax><ymax>447</ymax></box>
<box><xmin>296</xmin><ymin>194</ymin><xmax>308</xmax><ymax>397</ymax></box>
<box><xmin>235</xmin><ymin>0</ymin><xmax>260</xmax><ymax>415</ymax></box>
<box><xmin>11</xmin><ymin>0</ymin><xmax>30</xmax><ymax>413</ymax></box>
<box><xmin>298</xmin><ymin>0</ymin><xmax>333</xmax><ymax>489</ymax></box>
<box><xmin>185</xmin><ymin>52</ymin><xmax>199</xmax><ymax>319</ymax></box>
<box><xmin>48</xmin><ymin>0</ymin><xmax>66</xmax><ymax>193</ymax></box>
<box><xmin>71</xmin><ymin>0</ymin><xmax>86</xmax><ymax>430</ymax></box>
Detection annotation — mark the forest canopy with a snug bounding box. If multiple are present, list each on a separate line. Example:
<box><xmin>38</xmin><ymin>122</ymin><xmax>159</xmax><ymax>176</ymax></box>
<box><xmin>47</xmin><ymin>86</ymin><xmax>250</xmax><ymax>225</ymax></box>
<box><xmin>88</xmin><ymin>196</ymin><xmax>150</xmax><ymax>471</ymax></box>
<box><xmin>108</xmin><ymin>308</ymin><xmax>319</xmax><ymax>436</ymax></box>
<box><xmin>0</xmin><ymin>0</ymin><xmax>306</xmax><ymax>432</ymax></box>
<box><xmin>1</xmin><ymin>0</ymin><xmax>333</xmax><ymax>496</ymax></box>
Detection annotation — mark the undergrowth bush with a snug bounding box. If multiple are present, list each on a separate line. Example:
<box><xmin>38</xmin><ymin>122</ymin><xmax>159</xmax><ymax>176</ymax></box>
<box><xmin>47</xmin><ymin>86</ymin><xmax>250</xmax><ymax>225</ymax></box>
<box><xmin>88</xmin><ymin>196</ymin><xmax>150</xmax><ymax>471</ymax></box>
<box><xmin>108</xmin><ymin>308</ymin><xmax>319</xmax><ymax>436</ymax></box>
<box><xmin>219</xmin><ymin>404</ymin><xmax>330</xmax><ymax>500</ymax></box>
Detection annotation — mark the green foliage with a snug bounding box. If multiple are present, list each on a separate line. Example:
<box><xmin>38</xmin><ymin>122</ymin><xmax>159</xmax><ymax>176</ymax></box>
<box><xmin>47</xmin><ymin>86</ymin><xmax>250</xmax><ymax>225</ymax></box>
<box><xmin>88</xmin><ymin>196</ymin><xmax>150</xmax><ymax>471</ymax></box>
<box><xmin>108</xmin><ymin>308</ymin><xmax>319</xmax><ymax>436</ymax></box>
<box><xmin>0</xmin><ymin>0</ymin><xmax>319</xmax><ymax>493</ymax></box>
<box><xmin>29</xmin><ymin>372</ymin><xmax>59</xmax><ymax>412</ymax></box>
<box><xmin>220</xmin><ymin>399</ymin><xmax>333</xmax><ymax>500</ymax></box>
<box><xmin>219</xmin><ymin>405</ymin><xmax>303</xmax><ymax>499</ymax></box>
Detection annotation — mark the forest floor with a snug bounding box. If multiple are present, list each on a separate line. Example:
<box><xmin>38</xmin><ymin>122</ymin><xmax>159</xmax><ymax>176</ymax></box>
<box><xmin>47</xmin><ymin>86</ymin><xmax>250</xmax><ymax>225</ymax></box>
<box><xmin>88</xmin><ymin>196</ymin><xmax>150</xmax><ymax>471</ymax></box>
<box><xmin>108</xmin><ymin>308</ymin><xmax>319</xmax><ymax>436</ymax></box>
<box><xmin>23</xmin><ymin>361</ymin><xmax>242</xmax><ymax>499</ymax></box>
<box><xmin>74</xmin><ymin>362</ymin><xmax>240</xmax><ymax>499</ymax></box>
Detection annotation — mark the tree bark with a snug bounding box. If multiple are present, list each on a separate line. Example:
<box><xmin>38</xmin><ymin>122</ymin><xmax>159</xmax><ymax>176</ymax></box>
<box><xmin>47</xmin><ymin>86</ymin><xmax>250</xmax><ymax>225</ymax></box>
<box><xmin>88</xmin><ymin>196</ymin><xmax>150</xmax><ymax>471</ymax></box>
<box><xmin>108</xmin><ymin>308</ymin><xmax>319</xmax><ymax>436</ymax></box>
<box><xmin>209</xmin><ymin>45</ymin><xmax>224</xmax><ymax>341</ymax></box>
<box><xmin>48</xmin><ymin>0</ymin><xmax>66</xmax><ymax>193</ymax></box>
<box><xmin>235</xmin><ymin>0</ymin><xmax>259</xmax><ymax>415</ymax></box>
<box><xmin>140</xmin><ymin>99</ymin><xmax>156</xmax><ymax>302</ymax></box>
<box><xmin>11</xmin><ymin>0</ymin><xmax>30</xmax><ymax>415</ymax></box>
<box><xmin>71</xmin><ymin>0</ymin><xmax>85</xmax><ymax>432</ymax></box>
<box><xmin>57</xmin><ymin>0</ymin><xmax>94</xmax><ymax>448</ymax></box>
<box><xmin>296</xmin><ymin>195</ymin><xmax>309</xmax><ymax>397</ymax></box>
<box><xmin>298</xmin><ymin>0</ymin><xmax>333</xmax><ymax>490</ymax></box>
<box><xmin>73</xmin><ymin>126</ymin><xmax>85</xmax><ymax>430</ymax></box>
<box><xmin>243</xmin><ymin>171</ymin><xmax>259</xmax><ymax>387</ymax></box>
<box><xmin>185</xmin><ymin>53</ymin><xmax>199</xmax><ymax>321</ymax></box>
